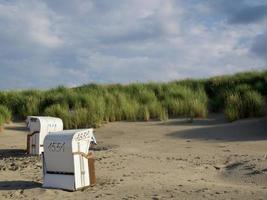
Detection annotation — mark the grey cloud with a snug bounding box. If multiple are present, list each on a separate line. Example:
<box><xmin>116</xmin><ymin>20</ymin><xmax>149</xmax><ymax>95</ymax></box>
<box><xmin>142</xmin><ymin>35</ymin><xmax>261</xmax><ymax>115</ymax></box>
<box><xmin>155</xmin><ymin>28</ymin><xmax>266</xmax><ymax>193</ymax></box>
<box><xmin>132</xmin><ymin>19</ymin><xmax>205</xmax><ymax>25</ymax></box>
<box><xmin>207</xmin><ymin>0</ymin><xmax>267</xmax><ymax>24</ymax></box>
<box><xmin>99</xmin><ymin>20</ymin><xmax>163</xmax><ymax>44</ymax></box>
<box><xmin>251</xmin><ymin>31</ymin><xmax>267</xmax><ymax>60</ymax></box>
<box><xmin>228</xmin><ymin>5</ymin><xmax>267</xmax><ymax>24</ymax></box>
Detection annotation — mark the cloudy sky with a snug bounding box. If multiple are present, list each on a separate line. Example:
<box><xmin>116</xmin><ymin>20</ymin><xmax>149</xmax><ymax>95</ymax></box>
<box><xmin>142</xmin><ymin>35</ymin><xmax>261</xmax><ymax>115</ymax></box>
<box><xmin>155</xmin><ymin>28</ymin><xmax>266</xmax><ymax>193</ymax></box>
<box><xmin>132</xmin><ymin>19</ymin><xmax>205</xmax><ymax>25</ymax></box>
<box><xmin>0</xmin><ymin>0</ymin><xmax>267</xmax><ymax>90</ymax></box>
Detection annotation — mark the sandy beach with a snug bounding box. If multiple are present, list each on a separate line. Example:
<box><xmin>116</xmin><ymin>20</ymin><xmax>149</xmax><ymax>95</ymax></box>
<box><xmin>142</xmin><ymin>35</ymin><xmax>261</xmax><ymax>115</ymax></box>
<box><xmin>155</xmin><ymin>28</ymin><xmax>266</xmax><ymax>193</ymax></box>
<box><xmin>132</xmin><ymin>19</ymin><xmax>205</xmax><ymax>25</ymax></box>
<box><xmin>0</xmin><ymin>114</ymin><xmax>267</xmax><ymax>200</ymax></box>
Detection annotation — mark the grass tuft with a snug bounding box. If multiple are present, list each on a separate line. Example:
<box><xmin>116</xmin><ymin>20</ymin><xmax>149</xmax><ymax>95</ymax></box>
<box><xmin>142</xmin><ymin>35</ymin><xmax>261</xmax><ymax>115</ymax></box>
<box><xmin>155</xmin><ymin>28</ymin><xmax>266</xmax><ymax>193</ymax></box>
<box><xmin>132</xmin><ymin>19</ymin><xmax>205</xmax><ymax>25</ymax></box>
<box><xmin>224</xmin><ymin>89</ymin><xmax>265</xmax><ymax>122</ymax></box>
<box><xmin>0</xmin><ymin>105</ymin><xmax>12</xmax><ymax>123</ymax></box>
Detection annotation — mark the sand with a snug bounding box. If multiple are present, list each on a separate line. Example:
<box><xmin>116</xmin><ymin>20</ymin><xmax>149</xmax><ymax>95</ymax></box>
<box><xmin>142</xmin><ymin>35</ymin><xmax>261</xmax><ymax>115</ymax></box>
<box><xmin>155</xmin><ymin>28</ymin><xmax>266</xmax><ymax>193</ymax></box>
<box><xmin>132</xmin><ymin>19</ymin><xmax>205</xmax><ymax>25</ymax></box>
<box><xmin>0</xmin><ymin>114</ymin><xmax>267</xmax><ymax>200</ymax></box>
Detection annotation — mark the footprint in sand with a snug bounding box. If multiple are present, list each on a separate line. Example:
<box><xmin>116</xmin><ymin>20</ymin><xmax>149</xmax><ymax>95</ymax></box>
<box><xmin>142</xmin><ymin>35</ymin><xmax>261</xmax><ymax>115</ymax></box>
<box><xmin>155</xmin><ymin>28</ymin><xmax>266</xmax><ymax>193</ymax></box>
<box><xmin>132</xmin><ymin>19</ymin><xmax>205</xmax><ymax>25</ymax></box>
<box><xmin>224</xmin><ymin>161</ymin><xmax>246</xmax><ymax>170</ymax></box>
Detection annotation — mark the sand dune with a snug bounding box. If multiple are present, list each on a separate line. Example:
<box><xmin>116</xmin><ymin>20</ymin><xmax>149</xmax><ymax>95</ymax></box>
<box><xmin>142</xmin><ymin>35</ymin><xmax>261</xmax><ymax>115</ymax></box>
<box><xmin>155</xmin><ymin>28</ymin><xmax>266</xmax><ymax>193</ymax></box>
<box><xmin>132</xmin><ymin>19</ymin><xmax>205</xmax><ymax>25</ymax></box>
<box><xmin>0</xmin><ymin>115</ymin><xmax>267</xmax><ymax>199</ymax></box>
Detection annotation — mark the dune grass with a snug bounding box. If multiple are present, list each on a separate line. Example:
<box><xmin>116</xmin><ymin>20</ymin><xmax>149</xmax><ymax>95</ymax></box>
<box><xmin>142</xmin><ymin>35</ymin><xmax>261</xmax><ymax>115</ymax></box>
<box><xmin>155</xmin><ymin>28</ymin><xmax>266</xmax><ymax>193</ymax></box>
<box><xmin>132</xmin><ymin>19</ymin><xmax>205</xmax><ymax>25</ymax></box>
<box><xmin>0</xmin><ymin>105</ymin><xmax>12</xmax><ymax>131</ymax></box>
<box><xmin>0</xmin><ymin>105</ymin><xmax>12</xmax><ymax>123</ymax></box>
<box><xmin>224</xmin><ymin>90</ymin><xmax>265</xmax><ymax>122</ymax></box>
<box><xmin>0</xmin><ymin>116</ymin><xmax>4</xmax><ymax>131</ymax></box>
<box><xmin>0</xmin><ymin>70</ymin><xmax>266</xmax><ymax>128</ymax></box>
<box><xmin>224</xmin><ymin>93</ymin><xmax>242</xmax><ymax>122</ymax></box>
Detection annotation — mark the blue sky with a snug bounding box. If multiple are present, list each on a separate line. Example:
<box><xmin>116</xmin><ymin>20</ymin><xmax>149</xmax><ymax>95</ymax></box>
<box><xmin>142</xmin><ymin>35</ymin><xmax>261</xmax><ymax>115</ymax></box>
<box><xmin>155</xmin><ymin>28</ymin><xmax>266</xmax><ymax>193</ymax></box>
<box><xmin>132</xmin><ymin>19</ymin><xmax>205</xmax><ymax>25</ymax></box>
<box><xmin>0</xmin><ymin>0</ymin><xmax>266</xmax><ymax>90</ymax></box>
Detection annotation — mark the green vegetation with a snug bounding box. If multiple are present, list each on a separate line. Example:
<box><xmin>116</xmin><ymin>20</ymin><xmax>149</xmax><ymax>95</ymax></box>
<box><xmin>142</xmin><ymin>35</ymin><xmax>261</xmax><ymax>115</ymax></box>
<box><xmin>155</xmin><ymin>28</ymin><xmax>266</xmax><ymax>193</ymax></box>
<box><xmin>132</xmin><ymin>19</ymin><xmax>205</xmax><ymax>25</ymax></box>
<box><xmin>224</xmin><ymin>89</ymin><xmax>265</xmax><ymax>122</ymax></box>
<box><xmin>0</xmin><ymin>115</ymin><xmax>4</xmax><ymax>131</ymax></box>
<box><xmin>0</xmin><ymin>105</ymin><xmax>12</xmax><ymax>130</ymax></box>
<box><xmin>0</xmin><ymin>70</ymin><xmax>266</xmax><ymax>128</ymax></box>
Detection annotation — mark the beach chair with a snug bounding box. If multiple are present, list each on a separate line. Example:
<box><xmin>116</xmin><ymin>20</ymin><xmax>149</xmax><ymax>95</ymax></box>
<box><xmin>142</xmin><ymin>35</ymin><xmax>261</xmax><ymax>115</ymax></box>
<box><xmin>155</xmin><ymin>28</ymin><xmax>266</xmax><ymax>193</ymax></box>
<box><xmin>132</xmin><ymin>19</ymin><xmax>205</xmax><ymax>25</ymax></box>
<box><xmin>42</xmin><ymin>129</ymin><xmax>97</xmax><ymax>191</ymax></box>
<box><xmin>27</xmin><ymin>116</ymin><xmax>63</xmax><ymax>155</ymax></box>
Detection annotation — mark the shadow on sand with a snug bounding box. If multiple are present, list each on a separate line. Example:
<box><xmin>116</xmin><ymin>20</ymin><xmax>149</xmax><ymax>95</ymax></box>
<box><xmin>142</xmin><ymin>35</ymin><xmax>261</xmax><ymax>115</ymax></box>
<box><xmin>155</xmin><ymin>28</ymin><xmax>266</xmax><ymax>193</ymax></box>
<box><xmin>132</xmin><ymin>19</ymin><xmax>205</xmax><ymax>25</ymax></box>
<box><xmin>0</xmin><ymin>149</ymin><xmax>28</xmax><ymax>158</ymax></box>
<box><xmin>0</xmin><ymin>181</ymin><xmax>41</xmax><ymax>190</ymax></box>
<box><xmin>155</xmin><ymin>114</ymin><xmax>226</xmax><ymax>127</ymax></box>
<box><xmin>167</xmin><ymin>116</ymin><xmax>267</xmax><ymax>142</ymax></box>
<box><xmin>4</xmin><ymin>126</ymin><xmax>28</xmax><ymax>132</ymax></box>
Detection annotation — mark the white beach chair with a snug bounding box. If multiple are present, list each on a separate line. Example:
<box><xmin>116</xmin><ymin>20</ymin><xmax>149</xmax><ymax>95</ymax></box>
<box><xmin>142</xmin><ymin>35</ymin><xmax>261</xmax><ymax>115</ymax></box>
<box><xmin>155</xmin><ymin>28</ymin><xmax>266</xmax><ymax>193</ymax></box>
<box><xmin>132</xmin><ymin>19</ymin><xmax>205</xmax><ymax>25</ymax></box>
<box><xmin>42</xmin><ymin>129</ymin><xmax>97</xmax><ymax>191</ymax></box>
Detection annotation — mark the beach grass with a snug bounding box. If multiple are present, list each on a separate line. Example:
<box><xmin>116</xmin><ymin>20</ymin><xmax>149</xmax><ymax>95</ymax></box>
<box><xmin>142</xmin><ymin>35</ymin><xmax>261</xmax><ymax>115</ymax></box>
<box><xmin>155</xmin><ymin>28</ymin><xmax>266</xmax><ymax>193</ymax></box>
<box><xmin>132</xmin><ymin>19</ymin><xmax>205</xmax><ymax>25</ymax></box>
<box><xmin>0</xmin><ymin>70</ymin><xmax>266</xmax><ymax>128</ymax></box>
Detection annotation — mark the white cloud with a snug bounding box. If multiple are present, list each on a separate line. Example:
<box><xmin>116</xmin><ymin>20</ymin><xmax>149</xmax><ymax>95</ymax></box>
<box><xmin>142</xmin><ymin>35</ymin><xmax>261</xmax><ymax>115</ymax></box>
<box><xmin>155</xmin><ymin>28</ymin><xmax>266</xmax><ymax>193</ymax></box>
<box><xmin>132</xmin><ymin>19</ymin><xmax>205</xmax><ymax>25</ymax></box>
<box><xmin>0</xmin><ymin>1</ymin><xmax>63</xmax><ymax>48</ymax></box>
<box><xmin>28</xmin><ymin>14</ymin><xmax>63</xmax><ymax>48</ymax></box>
<box><xmin>0</xmin><ymin>0</ymin><xmax>266</xmax><ymax>90</ymax></box>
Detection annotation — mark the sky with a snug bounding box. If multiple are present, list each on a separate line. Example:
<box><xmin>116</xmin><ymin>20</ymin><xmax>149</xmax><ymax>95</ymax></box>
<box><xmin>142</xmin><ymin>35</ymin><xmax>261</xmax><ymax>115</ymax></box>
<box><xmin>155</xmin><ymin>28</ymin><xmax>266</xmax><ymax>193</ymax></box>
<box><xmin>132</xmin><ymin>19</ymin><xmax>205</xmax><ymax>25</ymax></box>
<box><xmin>0</xmin><ymin>0</ymin><xmax>267</xmax><ymax>90</ymax></box>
